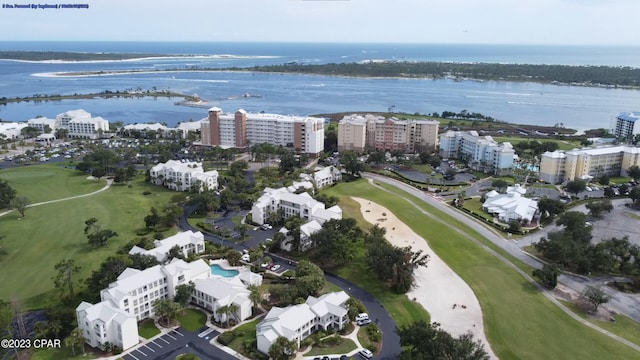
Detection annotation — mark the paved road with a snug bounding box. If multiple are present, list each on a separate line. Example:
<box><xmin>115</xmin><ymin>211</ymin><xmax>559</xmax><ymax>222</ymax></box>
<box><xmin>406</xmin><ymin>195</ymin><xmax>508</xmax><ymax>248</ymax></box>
<box><xmin>363</xmin><ymin>172</ymin><xmax>640</xmax><ymax>351</ymax></box>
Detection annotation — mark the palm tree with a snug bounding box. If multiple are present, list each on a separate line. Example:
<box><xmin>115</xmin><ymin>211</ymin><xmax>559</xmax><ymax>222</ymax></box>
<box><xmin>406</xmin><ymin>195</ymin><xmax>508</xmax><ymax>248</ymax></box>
<box><xmin>64</xmin><ymin>327</ymin><xmax>86</xmax><ymax>356</ymax></box>
<box><xmin>227</xmin><ymin>303</ymin><xmax>240</xmax><ymax>325</ymax></box>
<box><xmin>215</xmin><ymin>305</ymin><xmax>231</xmax><ymax>327</ymax></box>
<box><xmin>248</xmin><ymin>285</ymin><xmax>261</xmax><ymax>314</ymax></box>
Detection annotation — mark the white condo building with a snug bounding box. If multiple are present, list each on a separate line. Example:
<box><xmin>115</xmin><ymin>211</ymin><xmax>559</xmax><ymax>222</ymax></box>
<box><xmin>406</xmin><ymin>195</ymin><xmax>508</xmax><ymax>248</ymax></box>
<box><xmin>256</xmin><ymin>291</ymin><xmax>350</xmax><ymax>355</ymax></box>
<box><xmin>337</xmin><ymin>114</ymin><xmax>439</xmax><ymax>153</ymax></box>
<box><xmin>251</xmin><ymin>186</ymin><xmax>342</xmax><ymax>226</ymax></box>
<box><xmin>611</xmin><ymin>112</ymin><xmax>640</xmax><ymax>143</ymax></box>
<box><xmin>76</xmin><ymin>301</ymin><xmax>138</xmax><ymax>352</ymax></box>
<box><xmin>539</xmin><ymin>145</ymin><xmax>640</xmax><ymax>184</ymax></box>
<box><xmin>55</xmin><ymin>109</ymin><xmax>110</xmax><ymax>139</ymax></box>
<box><xmin>100</xmin><ymin>259</ymin><xmax>211</xmax><ymax>322</ymax></box>
<box><xmin>68</xmin><ymin>116</ymin><xmax>110</xmax><ymax>139</ymax></box>
<box><xmin>27</xmin><ymin>117</ymin><xmax>57</xmax><ymax>133</ymax></box>
<box><xmin>129</xmin><ymin>230</ymin><xmax>206</xmax><ymax>262</ymax></box>
<box><xmin>0</xmin><ymin>122</ymin><xmax>28</xmax><ymax>140</ymax></box>
<box><xmin>150</xmin><ymin>160</ymin><xmax>218</xmax><ymax>192</ymax></box>
<box><xmin>299</xmin><ymin>166</ymin><xmax>342</xmax><ymax>189</ymax></box>
<box><xmin>78</xmin><ymin>255</ymin><xmax>263</xmax><ymax>352</ymax></box>
<box><xmin>439</xmin><ymin>130</ymin><xmax>515</xmax><ymax>175</ymax></box>
<box><xmin>201</xmin><ymin>107</ymin><xmax>325</xmax><ymax>156</ymax></box>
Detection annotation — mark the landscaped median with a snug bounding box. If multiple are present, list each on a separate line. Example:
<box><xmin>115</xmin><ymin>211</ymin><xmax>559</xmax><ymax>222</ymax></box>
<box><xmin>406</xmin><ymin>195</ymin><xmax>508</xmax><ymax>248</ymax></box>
<box><xmin>324</xmin><ymin>178</ymin><xmax>640</xmax><ymax>359</ymax></box>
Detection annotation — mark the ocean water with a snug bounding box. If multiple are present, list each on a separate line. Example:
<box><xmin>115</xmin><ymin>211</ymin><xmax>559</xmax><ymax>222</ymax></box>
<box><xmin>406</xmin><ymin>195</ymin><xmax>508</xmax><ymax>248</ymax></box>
<box><xmin>0</xmin><ymin>42</ymin><xmax>639</xmax><ymax>132</ymax></box>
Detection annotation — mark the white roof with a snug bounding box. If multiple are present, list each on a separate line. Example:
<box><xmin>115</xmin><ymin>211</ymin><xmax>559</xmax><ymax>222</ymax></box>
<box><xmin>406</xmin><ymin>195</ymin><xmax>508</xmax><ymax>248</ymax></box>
<box><xmin>300</xmin><ymin>220</ymin><xmax>323</xmax><ymax>238</ymax></box>
<box><xmin>257</xmin><ymin>291</ymin><xmax>348</xmax><ymax>341</ymax></box>
<box><xmin>76</xmin><ymin>301</ymin><xmax>134</xmax><ymax>325</ymax></box>
<box><xmin>128</xmin><ymin>230</ymin><xmax>204</xmax><ymax>262</ymax></box>
<box><xmin>124</xmin><ymin>123</ymin><xmax>167</xmax><ymax>131</ymax></box>
<box><xmin>59</xmin><ymin>109</ymin><xmax>91</xmax><ymax>118</ymax></box>
<box><xmin>194</xmin><ymin>277</ymin><xmax>250</xmax><ymax>307</ymax></box>
<box><xmin>483</xmin><ymin>191</ymin><xmax>538</xmax><ymax>223</ymax></box>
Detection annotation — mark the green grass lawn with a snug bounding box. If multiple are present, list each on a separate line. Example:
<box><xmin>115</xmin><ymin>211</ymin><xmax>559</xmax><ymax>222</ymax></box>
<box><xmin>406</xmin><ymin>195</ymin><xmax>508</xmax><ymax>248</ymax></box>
<box><xmin>225</xmin><ymin>318</ymin><xmax>260</xmax><ymax>355</ymax></box>
<box><xmin>559</xmin><ymin>300</ymin><xmax>640</xmax><ymax>346</ymax></box>
<box><xmin>305</xmin><ymin>338</ymin><xmax>357</xmax><ymax>356</ymax></box>
<box><xmin>0</xmin><ymin>166</ymin><xmax>177</xmax><ymax>310</ymax></box>
<box><xmin>0</xmin><ymin>164</ymin><xmax>106</xmax><ymax>203</ymax></box>
<box><xmin>139</xmin><ymin>319</ymin><xmax>161</xmax><ymax>339</ymax></box>
<box><xmin>324</xmin><ymin>179</ymin><xmax>640</xmax><ymax>359</ymax></box>
<box><xmin>177</xmin><ymin>308</ymin><xmax>208</xmax><ymax>332</ymax></box>
<box><xmin>492</xmin><ymin>136</ymin><xmax>582</xmax><ymax>151</ymax></box>
<box><xmin>461</xmin><ymin>197</ymin><xmax>494</xmax><ymax>221</ymax></box>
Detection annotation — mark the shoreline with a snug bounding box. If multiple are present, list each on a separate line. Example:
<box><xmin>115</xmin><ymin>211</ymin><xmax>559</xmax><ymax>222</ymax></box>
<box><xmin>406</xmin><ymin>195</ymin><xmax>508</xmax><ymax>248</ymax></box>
<box><xmin>352</xmin><ymin>197</ymin><xmax>497</xmax><ymax>359</ymax></box>
<box><xmin>0</xmin><ymin>54</ymin><xmax>280</xmax><ymax>64</ymax></box>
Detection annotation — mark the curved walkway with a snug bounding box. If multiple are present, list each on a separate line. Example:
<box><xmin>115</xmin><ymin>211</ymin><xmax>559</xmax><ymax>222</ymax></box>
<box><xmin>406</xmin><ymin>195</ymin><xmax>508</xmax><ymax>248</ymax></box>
<box><xmin>0</xmin><ymin>178</ymin><xmax>112</xmax><ymax>218</ymax></box>
<box><xmin>364</xmin><ymin>173</ymin><xmax>640</xmax><ymax>352</ymax></box>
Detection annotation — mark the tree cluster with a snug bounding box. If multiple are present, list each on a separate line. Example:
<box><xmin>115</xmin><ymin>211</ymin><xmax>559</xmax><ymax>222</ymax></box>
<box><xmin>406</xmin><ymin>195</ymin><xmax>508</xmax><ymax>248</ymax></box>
<box><xmin>84</xmin><ymin>217</ymin><xmax>118</xmax><ymax>247</ymax></box>
<box><xmin>513</xmin><ymin>140</ymin><xmax>559</xmax><ymax>158</ymax></box>
<box><xmin>269</xmin><ymin>260</ymin><xmax>325</xmax><ymax>305</ymax></box>
<box><xmin>310</xmin><ymin>218</ymin><xmax>363</xmax><ymax>266</ymax></box>
<box><xmin>365</xmin><ymin>225</ymin><xmax>429</xmax><ymax>293</ymax></box>
<box><xmin>398</xmin><ymin>320</ymin><xmax>489</xmax><ymax>360</ymax></box>
<box><xmin>536</xmin><ymin>211</ymin><xmax>640</xmax><ymax>275</ymax></box>
<box><xmin>0</xmin><ymin>179</ymin><xmax>16</xmax><ymax>209</ymax></box>
<box><xmin>246</xmin><ymin>61</ymin><xmax>640</xmax><ymax>88</ymax></box>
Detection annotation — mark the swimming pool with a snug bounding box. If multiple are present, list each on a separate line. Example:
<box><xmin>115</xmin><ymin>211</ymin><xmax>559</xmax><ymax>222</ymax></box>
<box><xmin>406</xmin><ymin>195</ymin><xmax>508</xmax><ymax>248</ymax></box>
<box><xmin>210</xmin><ymin>264</ymin><xmax>239</xmax><ymax>277</ymax></box>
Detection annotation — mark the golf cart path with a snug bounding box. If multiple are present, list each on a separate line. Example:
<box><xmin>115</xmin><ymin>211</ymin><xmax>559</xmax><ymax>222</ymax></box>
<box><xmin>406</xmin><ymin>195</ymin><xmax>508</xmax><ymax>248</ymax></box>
<box><xmin>364</xmin><ymin>174</ymin><xmax>640</xmax><ymax>353</ymax></box>
<box><xmin>0</xmin><ymin>178</ymin><xmax>112</xmax><ymax>217</ymax></box>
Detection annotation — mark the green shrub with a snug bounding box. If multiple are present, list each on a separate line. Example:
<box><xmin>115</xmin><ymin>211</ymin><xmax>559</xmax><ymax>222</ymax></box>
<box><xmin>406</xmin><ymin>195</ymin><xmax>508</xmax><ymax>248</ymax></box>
<box><xmin>217</xmin><ymin>331</ymin><xmax>236</xmax><ymax>346</ymax></box>
<box><xmin>143</xmin><ymin>191</ymin><xmax>152</xmax><ymax>195</ymax></box>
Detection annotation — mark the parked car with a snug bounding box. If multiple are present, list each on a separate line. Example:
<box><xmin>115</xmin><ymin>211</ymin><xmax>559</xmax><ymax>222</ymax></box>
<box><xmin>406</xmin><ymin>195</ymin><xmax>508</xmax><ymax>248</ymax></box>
<box><xmin>357</xmin><ymin>318</ymin><xmax>372</xmax><ymax>326</ymax></box>
<box><xmin>270</xmin><ymin>264</ymin><xmax>281</xmax><ymax>271</ymax></box>
<box><xmin>359</xmin><ymin>349</ymin><xmax>373</xmax><ymax>359</ymax></box>
<box><xmin>355</xmin><ymin>313</ymin><xmax>369</xmax><ymax>322</ymax></box>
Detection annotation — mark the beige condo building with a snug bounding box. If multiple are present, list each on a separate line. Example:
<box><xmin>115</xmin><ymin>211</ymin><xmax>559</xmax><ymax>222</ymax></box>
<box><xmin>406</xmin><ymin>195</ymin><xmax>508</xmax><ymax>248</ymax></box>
<box><xmin>539</xmin><ymin>145</ymin><xmax>640</xmax><ymax>184</ymax></box>
<box><xmin>337</xmin><ymin>114</ymin><xmax>439</xmax><ymax>153</ymax></box>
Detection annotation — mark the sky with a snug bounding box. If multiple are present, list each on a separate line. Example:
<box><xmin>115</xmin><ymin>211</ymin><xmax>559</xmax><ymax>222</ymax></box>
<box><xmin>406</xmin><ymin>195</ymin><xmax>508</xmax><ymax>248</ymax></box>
<box><xmin>0</xmin><ymin>0</ymin><xmax>638</xmax><ymax>45</ymax></box>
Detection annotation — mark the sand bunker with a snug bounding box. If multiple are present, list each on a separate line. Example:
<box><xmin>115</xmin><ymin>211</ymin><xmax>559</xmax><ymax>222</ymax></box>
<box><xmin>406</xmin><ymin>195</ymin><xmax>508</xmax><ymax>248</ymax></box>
<box><xmin>352</xmin><ymin>197</ymin><xmax>497</xmax><ymax>359</ymax></box>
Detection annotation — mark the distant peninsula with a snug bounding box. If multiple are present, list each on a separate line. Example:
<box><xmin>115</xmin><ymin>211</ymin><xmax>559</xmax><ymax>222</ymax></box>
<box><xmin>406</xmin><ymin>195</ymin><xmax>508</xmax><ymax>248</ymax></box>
<box><xmin>0</xmin><ymin>88</ymin><xmax>198</xmax><ymax>105</ymax></box>
<box><xmin>243</xmin><ymin>62</ymin><xmax>640</xmax><ymax>89</ymax></box>
<box><xmin>37</xmin><ymin>60</ymin><xmax>640</xmax><ymax>89</ymax></box>
<box><xmin>0</xmin><ymin>51</ymin><xmax>175</xmax><ymax>61</ymax></box>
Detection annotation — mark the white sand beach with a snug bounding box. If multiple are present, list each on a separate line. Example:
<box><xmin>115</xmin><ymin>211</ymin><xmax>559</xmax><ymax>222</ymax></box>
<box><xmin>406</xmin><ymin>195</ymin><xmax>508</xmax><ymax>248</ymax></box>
<box><xmin>352</xmin><ymin>197</ymin><xmax>497</xmax><ymax>359</ymax></box>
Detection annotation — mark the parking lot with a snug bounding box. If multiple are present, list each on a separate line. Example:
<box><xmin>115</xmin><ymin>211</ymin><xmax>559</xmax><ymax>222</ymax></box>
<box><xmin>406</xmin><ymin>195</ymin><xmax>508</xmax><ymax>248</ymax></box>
<box><xmin>120</xmin><ymin>326</ymin><xmax>234</xmax><ymax>360</ymax></box>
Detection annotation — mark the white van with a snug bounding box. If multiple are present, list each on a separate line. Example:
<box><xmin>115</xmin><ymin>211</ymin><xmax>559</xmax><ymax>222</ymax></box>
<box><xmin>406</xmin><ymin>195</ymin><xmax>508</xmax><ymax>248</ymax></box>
<box><xmin>359</xmin><ymin>349</ymin><xmax>373</xmax><ymax>359</ymax></box>
<box><xmin>355</xmin><ymin>313</ymin><xmax>369</xmax><ymax>322</ymax></box>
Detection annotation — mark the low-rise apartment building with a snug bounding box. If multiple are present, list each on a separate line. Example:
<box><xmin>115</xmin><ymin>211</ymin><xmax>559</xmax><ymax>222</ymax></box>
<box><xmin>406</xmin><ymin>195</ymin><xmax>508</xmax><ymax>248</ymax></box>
<box><xmin>439</xmin><ymin>130</ymin><xmax>515</xmax><ymax>175</ymax></box>
<box><xmin>100</xmin><ymin>259</ymin><xmax>211</xmax><ymax>322</ymax></box>
<box><xmin>251</xmin><ymin>186</ymin><xmax>342</xmax><ymax>226</ymax></box>
<box><xmin>129</xmin><ymin>230</ymin><xmax>205</xmax><ymax>262</ymax></box>
<box><xmin>539</xmin><ymin>145</ymin><xmax>640</xmax><ymax>184</ymax></box>
<box><xmin>76</xmin><ymin>301</ymin><xmax>138</xmax><ymax>352</ymax></box>
<box><xmin>337</xmin><ymin>114</ymin><xmax>439</xmax><ymax>153</ymax></box>
<box><xmin>150</xmin><ymin>160</ymin><xmax>218</xmax><ymax>192</ymax></box>
<box><xmin>27</xmin><ymin>117</ymin><xmax>57</xmax><ymax>133</ymax></box>
<box><xmin>256</xmin><ymin>291</ymin><xmax>350</xmax><ymax>355</ymax></box>
<box><xmin>200</xmin><ymin>107</ymin><xmax>325</xmax><ymax>156</ymax></box>
<box><xmin>299</xmin><ymin>166</ymin><xmax>342</xmax><ymax>189</ymax></box>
